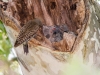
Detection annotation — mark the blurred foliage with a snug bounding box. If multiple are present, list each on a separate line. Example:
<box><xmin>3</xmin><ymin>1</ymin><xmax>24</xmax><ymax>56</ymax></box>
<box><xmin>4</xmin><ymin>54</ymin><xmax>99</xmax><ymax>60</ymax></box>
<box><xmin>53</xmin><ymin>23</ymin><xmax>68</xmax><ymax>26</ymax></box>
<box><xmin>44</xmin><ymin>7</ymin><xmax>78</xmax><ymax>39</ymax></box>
<box><xmin>63</xmin><ymin>57</ymin><xmax>100</xmax><ymax>75</ymax></box>
<box><xmin>0</xmin><ymin>20</ymin><xmax>12</xmax><ymax>61</ymax></box>
<box><xmin>0</xmin><ymin>21</ymin><xmax>21</xmax><ymax>75</ymax></box>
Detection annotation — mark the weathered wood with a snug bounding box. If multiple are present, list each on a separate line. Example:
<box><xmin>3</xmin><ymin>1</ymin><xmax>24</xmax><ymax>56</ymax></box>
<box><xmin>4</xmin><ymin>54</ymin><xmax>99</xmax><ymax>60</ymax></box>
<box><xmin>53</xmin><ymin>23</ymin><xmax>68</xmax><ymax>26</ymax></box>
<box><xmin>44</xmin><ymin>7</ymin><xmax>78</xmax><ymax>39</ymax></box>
<box><xmin>0</xmin><ymin>0</ymin><xmax>100</xmax><ymax>75</ymax></box>
<box><xmin>0</xmin><ymin>0</ymin><xmax>87</xmax><ymax>52</ymax></box>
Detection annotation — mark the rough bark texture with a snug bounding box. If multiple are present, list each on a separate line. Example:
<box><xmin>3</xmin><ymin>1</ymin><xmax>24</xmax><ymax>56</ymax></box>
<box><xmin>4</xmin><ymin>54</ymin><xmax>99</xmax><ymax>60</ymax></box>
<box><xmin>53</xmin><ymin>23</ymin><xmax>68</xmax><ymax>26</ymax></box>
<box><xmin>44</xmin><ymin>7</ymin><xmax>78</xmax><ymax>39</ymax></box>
<box><xmin>0</xmin><ymin>0</ymin><xmax>100</xmax><ymax>75</ymax></box>
<box><xmin>0</xmin><ymin>0</ymin><xmax>88</xmax><ymax>52</ymax></box>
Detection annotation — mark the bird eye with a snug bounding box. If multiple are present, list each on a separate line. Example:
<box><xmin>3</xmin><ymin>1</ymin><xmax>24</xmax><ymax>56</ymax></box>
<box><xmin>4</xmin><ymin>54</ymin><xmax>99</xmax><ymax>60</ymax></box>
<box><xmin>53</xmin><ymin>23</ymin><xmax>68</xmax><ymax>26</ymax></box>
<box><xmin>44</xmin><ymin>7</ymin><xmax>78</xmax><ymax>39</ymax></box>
<box><xmin>46</xmin><ymin>34</ymin><xmax>50</xmax><ymax>38</ymax></box>
<box><xmin>53</xmin><ymin>31</ymin><xmax>57</xmax><ymax>34</ymax></box>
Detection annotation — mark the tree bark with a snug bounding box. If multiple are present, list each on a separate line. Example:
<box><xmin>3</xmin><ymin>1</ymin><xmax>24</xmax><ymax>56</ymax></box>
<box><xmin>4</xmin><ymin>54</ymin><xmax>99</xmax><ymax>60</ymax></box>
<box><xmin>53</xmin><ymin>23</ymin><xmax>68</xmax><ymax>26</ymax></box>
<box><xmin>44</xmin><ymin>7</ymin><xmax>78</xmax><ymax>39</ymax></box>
<box><xmin>0</xmin><ymin>0</ymin><xmax>100</xmax><ymax>75</ymax></box>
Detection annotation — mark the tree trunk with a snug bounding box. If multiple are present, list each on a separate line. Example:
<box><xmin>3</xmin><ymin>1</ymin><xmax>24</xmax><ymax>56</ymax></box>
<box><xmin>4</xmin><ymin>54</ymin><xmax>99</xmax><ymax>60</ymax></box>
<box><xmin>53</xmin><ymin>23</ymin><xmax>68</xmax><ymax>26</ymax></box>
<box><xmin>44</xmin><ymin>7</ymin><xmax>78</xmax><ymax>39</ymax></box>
<box><xmin>0</xmin><ymin>0</ymin><xmax>100</xmax><ymax>75</ymax></box>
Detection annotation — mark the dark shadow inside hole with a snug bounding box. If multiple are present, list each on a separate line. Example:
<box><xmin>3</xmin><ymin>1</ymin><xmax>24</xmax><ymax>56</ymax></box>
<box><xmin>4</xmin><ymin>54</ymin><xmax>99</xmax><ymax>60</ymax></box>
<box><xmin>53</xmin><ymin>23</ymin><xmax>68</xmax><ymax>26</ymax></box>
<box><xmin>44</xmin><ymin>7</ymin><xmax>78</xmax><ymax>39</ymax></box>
<box><xmin>70</xmin><ymin>3</ymin><xmax>76</xmax><ymax>10</ymax></box>
<box><xmin>0</xmin><ymin>4</ymin><xmax>3</xmax><ymax>8</ymax></box>
<box><xmin>14</xmin><ymin>11</ymin><xmax>16</xmax><ymax>13</ymax></box>
<box><xmin>50</xmin><ymin>2</ymin><xmax>56</xmax><ymax>9</ymax></box>
<box><xmin>46</xmin><ymin>34</ymin><xmax>50</xmax><ymax>39</ymax></box>
<box><xmin>53</xmin><ymin>31</ymin><xmax>57</xmax><ymax>34</ymax></box>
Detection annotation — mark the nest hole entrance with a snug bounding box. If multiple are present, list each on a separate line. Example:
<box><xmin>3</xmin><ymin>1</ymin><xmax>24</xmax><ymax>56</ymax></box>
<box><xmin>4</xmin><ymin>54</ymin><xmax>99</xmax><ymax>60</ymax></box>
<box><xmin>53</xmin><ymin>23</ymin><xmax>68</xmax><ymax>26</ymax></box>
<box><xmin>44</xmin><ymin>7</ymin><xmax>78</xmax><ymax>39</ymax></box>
<box><xmin>42</xmin><ymin>0</ymin><xmax>87</xmax><ymax>52</ymax></box>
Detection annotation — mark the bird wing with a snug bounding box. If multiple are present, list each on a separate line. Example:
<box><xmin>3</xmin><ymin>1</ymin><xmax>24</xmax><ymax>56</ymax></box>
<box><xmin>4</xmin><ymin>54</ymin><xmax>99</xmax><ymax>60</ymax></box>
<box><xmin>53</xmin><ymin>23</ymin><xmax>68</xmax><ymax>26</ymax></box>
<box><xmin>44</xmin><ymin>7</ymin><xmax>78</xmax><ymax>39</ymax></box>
<box><xmin>14</xmin><ymin>23</ymin><xmax>39</xmax><ymax>47</ymax></box>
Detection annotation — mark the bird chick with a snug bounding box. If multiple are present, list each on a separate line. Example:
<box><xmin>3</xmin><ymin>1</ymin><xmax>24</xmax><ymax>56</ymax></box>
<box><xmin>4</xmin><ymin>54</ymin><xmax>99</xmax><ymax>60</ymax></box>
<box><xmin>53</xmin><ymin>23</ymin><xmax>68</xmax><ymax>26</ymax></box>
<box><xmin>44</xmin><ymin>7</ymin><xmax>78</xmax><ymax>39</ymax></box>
<box><xmin>51</xmin><ymin>25</ymin><xmax>63</xmax><ymax>42</ymax></box>
<box><xmin>14</xmin><ymin>18</ymin><xmax>43</xmax><ymax>54</ymax></box>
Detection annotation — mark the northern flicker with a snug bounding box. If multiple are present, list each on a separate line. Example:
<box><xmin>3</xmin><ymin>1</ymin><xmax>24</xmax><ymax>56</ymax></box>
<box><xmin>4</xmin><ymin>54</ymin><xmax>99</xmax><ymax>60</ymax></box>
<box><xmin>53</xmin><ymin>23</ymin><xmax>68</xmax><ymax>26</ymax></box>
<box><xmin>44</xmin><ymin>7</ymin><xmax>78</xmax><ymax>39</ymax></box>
<box><xmin>14</xmin><ymin>18</ymin><xmax>43</xmax><ymax>54</ymax></box>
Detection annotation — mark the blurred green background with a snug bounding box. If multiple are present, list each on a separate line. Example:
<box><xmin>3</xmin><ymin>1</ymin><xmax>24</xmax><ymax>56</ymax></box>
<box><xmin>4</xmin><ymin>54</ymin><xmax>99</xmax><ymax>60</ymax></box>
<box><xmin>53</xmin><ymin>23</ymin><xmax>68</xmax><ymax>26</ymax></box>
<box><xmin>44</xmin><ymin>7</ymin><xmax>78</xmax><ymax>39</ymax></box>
<box><xmin>0</xmin><ymin>20</ymin><xmax>12</xmax><ymax>63</ymax></box>
<box><xmin>0</xmin><ymin>21</ymin><xmax>21</xmax><ymax>75</ymax></box>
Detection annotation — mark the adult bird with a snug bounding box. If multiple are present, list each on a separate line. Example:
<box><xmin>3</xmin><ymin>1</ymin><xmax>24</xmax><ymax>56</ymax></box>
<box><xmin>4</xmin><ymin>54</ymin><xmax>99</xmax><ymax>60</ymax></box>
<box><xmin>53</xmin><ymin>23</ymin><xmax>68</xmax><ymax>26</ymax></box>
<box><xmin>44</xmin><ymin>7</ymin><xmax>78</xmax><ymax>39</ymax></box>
<box><xmin>14</xmin><ymin>18</ymin><xmax>43</xmax><ymax>54</ymax></box>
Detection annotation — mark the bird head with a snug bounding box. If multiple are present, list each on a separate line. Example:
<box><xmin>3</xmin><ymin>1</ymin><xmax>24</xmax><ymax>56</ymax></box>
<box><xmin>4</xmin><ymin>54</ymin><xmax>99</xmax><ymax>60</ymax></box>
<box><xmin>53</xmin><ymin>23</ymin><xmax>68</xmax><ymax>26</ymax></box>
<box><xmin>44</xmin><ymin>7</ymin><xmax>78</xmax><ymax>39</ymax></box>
<box><xmin>34</xmin><ymin>18</ymin><xmax>43</xmax><ymax>27</ymax></box>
